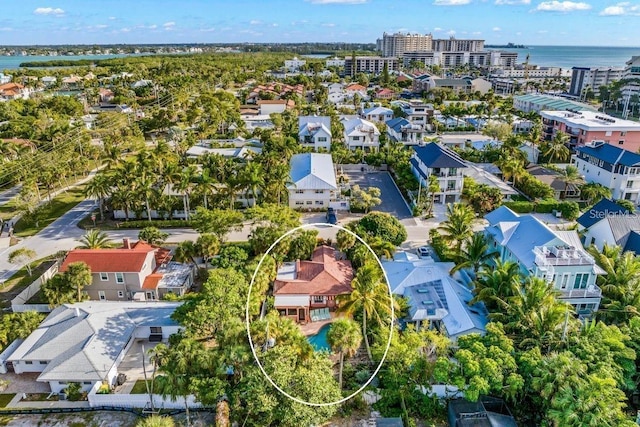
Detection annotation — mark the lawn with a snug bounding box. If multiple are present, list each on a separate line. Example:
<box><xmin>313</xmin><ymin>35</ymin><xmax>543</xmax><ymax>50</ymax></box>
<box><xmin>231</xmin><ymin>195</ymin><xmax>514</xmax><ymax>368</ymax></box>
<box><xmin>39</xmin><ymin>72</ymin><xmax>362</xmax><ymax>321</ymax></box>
<box><xmin>0</xmin><ymin>257</ymin><xmax>57</xmax><ymax>309</ymax></box>
<box><xmin>130</xmin><ymin>379</ymin><xmax>150</xmax><ymax>394</ymax></box>
<box><xmin>13</xmin><ymin>184</ymin><xmax>88</xmax><ymax>237</ymax></box>
<box><xmin>0</xmin><ymin>394</ymin><xmax>15</xmax><ymax>408</ymax></box>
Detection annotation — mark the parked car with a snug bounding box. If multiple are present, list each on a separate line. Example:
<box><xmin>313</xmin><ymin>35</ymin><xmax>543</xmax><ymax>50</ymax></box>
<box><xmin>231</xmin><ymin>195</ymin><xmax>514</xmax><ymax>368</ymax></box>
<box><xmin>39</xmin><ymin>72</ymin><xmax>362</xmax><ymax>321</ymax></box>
<box><xmin>326</xmin><ymin>208</ymin><xmax>338</xmax><ymax>224</ymax></box>
<box><xmin>417</xmin><ymin>246</ymin><xmax>431</xmax><ymax>258</ymax></box>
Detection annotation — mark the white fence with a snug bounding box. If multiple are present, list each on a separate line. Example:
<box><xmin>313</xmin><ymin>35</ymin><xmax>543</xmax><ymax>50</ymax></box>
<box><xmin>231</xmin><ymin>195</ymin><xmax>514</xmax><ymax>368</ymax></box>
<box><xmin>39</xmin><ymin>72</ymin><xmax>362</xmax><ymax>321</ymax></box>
<box><xmin>11</xmin><ymin>261</ymin><xmax>58</xmax><ymax>313</ymax></box>
<box><xmin>88</xmin><ymin>392</ymin><xmax>202</xmax><ymax>409</ymax></box>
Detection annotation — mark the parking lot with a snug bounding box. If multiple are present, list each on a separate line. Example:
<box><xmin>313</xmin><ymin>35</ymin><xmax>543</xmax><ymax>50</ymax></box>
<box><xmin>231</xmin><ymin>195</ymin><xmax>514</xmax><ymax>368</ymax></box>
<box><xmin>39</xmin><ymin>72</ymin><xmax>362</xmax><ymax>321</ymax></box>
<box><xmin>344</xmin><ymin>171</ymin><xmax>413</xmax><ymax>220</ymax></box>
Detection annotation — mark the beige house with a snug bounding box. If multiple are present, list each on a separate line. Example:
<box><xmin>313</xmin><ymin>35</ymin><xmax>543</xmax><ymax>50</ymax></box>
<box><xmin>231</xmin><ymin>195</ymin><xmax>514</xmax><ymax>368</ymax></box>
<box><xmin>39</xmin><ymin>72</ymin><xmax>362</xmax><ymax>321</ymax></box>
<box><xmin>60</xmin><ymin>239</ymin><xmax>194</xmax><ymax>301</ymax></box>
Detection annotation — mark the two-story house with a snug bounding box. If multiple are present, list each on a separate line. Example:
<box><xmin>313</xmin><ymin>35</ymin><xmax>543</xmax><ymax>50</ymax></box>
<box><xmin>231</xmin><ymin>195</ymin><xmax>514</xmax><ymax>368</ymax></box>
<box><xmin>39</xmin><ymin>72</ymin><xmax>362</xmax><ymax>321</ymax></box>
<box><xmin>410</xmin><ymin>143</ymin><xmax>466</xmax><ymax>204</ymax></box>
<box><xmin>342</xmin><ymin>118</ymin><xmax>380</xmax><ymax>152</ymax></box>
<box><xmin>60</xmin><ymin>239</ymin><xmax>194</xmax><ymax>302</ymax></box>
<box><xmin>485</xmin><ymin>206</ymin><xmax>605</xmax><ymax>316</ymax></box>
<box><xmin>577</xmin><ymin>198</ymin><xmax>640</xmax><ymax>253</ymax></box>
<box><xmin>298</xmin><ymin>116</ymin><xmax>332</xmax><ymax>151</ymax></box>
<box><xmin>361</xmin><ymin>106</ymin><xmax>393</xmax><ymax>123</ymax></box>
<box><xmin>288</xmin><ymin>153</ymin><xmax>343</xmax><ymax>210</ymax></box>
<box><xmin>386</xmin><ymin>117</ymin><xmax>426</xmax><ymax>145</ymax></box>
<box><xmin>401</xmin><ymin>100</ymin><xmax>433</xmax><ymax>129</ymax></box>
<box><xmin>572</xmin><ymin>141</ymin><xmax>640</xmax><ymax>205</ymax></box>
<box><xmin>273</xmin><ymin>246</ymin><xmax>353</xmax><ymax>323</ymax></box>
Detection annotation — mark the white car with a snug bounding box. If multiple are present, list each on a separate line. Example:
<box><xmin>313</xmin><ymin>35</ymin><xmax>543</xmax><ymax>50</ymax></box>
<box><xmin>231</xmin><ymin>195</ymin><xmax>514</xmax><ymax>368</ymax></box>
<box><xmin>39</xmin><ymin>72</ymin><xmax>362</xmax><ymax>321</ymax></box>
<box><xmin>417</xmin><ymin>246</ymin><xmax>431</xmax><ymax>258</ymax></box>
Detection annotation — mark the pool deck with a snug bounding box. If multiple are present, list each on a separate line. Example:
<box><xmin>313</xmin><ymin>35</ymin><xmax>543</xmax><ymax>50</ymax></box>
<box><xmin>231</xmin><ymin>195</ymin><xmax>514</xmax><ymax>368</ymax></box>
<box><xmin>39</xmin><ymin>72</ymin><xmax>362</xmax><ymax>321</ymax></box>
<box><xmin>300</xmin><ymin>312</ymin><xmax>343</xmax><ymax>336</ymax></box>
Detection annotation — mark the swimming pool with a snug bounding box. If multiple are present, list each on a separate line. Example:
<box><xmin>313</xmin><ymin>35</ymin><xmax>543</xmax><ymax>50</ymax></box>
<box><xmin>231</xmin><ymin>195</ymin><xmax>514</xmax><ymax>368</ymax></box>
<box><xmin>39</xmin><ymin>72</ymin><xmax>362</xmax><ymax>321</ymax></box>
<box><xmin>307</xmin><ymin>324</ymin><xmax>332</xmax><ymax>352</ymax></box>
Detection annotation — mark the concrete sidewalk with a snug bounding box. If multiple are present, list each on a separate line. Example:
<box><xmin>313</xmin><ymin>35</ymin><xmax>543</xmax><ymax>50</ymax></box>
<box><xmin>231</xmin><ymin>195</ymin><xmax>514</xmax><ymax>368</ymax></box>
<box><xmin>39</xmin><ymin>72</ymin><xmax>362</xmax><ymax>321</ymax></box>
<box><xmin>5</xmin><ymin>393</ymin><xmax>90</xmax><ymax>408</ymax></box>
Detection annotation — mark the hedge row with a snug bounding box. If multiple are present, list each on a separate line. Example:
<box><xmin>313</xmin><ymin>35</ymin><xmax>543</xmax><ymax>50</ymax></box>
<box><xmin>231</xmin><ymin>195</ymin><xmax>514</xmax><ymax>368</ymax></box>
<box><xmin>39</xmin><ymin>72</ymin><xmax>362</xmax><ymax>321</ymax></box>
<box><xmin>115</xmin><ymin>219</ymin><xmax>195</xmax><ymax>229</ymax></box>
<box><xmin>502</xmin><ymin>200</ymin><xmax>580</xmax><ymax>220</ymax></box>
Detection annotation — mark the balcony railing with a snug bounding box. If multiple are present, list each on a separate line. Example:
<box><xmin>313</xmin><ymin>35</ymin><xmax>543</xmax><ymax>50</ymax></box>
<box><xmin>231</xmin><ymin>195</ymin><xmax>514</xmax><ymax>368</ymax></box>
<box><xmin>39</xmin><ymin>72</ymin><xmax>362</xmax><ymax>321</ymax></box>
<box><xmin>534</xmin><ymin>246</ymin><xmax>595</xmax><ymax>267</ymax></box>
<box><xmin>557</xmin><ymin>286</ymin><xmax>602</xmax><ymax>299</ymax></box>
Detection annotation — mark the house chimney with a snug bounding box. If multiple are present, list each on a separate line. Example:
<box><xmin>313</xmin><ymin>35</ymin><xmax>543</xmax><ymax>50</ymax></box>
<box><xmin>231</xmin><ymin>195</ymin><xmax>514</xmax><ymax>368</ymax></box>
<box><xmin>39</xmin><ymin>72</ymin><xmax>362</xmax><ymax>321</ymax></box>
<box><xmin>74</xmin><ymin>307</ymin><xmax>80</xmax><ymax>317</ymax></box>
<box><xmin>123</xmin><ymin>238</ymin><xmax>131</xmax><ymax>249</ymax></box>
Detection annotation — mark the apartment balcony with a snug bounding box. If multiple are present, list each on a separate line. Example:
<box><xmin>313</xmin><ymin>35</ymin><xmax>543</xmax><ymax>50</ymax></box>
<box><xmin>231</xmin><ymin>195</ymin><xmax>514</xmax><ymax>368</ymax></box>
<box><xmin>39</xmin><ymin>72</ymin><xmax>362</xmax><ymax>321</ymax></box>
<box><xmin>557</xmin><ymin>286</ymin><xmax>602</xmax><ymax>299</ymax></box>
<box><xmin>534</xmin><ymin>245</ymin><xmax>595</xmax><ymax>267</ymax></box>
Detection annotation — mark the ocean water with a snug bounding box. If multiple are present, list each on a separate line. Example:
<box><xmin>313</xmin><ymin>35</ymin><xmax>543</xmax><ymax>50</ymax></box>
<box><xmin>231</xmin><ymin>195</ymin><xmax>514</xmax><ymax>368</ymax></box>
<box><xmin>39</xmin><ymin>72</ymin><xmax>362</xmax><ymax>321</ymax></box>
<box><xmin>491</xmin><ymin>45</ymin><xmax>640</xmax><ymax>69</ymax></box>
<box><xmin>0</xmin><ymin>54</ymin><xmax>134</xmax><ymax>70</ymax></box>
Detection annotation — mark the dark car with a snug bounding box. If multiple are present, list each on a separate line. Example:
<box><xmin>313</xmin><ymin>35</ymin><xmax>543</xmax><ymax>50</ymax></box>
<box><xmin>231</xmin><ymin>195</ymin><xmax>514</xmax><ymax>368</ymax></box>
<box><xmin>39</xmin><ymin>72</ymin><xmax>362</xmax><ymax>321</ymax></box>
<box><xmin>326</xmin><ymin>208</ymin><xmax>338</xmax><ymax>224</ymax></box>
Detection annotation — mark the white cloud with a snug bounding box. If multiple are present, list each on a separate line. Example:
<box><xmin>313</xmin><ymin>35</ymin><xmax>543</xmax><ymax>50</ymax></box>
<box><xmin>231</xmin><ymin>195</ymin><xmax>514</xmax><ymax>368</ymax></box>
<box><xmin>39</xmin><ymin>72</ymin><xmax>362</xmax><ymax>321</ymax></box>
<box><xmin>120</xmin><ymin>27</ymin><xmax>131</xmax><ymax>33</ymax></box>
<box><xmin>495</xmin><ymin>0</ymin><xmax>530</xmax><ymax>4</ymax></box>
<box><xmin>538</xmin><ymin>29</ymin><xmax>548</xmax><ymax>33</ymax></box>
<box><xmin>0</xmin><ymin>27</ymin><xmax>13</xmax><ymax>31</ymax></box>
<box><xmin>516</xmin><ymin>31</ymin><xmax>522</xmax><ymax>35</ymax></box>
<box><xmin>535</xmin><ymin>1</ymin><xmax>591</xmax><ymax>12</ymax></box>
<box><xmin>108</xmin><ymin>16</ymin><xmax>116</xmax><ymax>20</ymax></box>
<box><xmin>163</xmin><ymin>21</ymin><xmax>175</xmax><ymax>30</ymax></box>
<box><xmin>33</xmin><ymin>7</ymin><xmax>65</xmax><ymax>15</ymax></box>
<box><xmin>322</xmin><ymin>23</ymin><xmax>336</xmax><ymax>27</ymax></box>
<box><xmin>199</xmin><ymin>27</ymin><xmax>216</xmax><ymax>32</ymax></box>
<box><xmin>492</xmin><ymin>26</ymin><xmax>501</xmax><ymax>31</ymax></box>
<box><xmin>249</xmin><ymin>19</ymin><xmax>261</xmax><ymax>25</ymax></box>
<box><xmin>306</xmin><ymin>0</ymin><xmax>367</xmax><ymax>3</ymax></box>
<box><xmin>95</xmin><ymin>24</ymin><xmax>108</xmax><ymax>29</ymax></box>
<box><xmin>472</xmin><ymin>31</ymin><xmax>482</xmax><ymax>35</ymax></box>
<box><xmin>447</xmin><ymin>29</ymin><xmax>457</xmax><ymax>35</ymax></box>
<box><xmin>433</xmin><ymin>27</ymin><xmax>443</xmax><ymax>31</ymax></box>
<box><xmin>271</xmin><ymin>23</ymin><xmax>279</xmax><ymax>27</ymax></box>
<box><xmin>600</xmin><ymin>2</ymin><xmax>640</xmax><ymax>15</ymax></box>
<box><xmin>433</xmin><ymin>0</ymin><xmax>471</xmax><ymax>4</ymax></box>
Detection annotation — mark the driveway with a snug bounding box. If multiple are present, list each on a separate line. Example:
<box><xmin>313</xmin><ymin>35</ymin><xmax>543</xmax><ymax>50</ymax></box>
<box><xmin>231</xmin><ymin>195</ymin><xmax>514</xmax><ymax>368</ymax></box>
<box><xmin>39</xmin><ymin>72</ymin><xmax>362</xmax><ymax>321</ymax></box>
<box><xmin>0</xmin><ymin>372</ymin><xmax>50</xmax><ymax>393</ymax></box>
<box><xmin>115</xmin><ymin>340</ymin><xmax>160</xmax><ymax>394</ymax></box>
<box><xmin>344</xmin><ymin>171</ymin><xmax>413</xmax><ymax>220</ymax></box>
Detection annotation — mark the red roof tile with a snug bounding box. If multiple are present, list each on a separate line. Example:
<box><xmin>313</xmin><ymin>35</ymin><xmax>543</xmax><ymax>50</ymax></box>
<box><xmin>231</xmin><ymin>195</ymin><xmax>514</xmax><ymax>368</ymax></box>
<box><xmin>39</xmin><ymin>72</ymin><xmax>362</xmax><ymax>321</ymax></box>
<box><xmin>60</xmin><ymin>240</ymin><xmax>170</xmax><ymax>273</ymax></box>
<box><xmin>142</xmin><ymin>273</ymin><xmax>163</xmax><ymax>290</ymax></box>
<box><xmin>273</xmin><ymin>246</ymin><xmax>353</xmax><ymax>296</ymax></box>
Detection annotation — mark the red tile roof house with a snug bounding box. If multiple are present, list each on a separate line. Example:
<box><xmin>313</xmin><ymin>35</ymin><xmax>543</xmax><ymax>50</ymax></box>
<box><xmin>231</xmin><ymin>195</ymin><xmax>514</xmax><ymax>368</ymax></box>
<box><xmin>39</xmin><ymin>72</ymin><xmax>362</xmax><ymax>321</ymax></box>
<box><xmin>273</xmin><ymin>246</ymin><xmax>353</xmax><ymax>323</ymax></box>
<box><xmin>60</xmin><ymin>239</ymin><xmax>195</xmax><ymax>302</ymax></box>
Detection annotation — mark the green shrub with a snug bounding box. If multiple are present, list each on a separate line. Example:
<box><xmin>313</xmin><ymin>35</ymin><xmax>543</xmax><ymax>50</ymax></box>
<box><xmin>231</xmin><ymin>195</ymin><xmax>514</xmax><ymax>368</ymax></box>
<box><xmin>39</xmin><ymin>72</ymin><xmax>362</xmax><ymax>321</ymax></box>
<box><xmin>116</xmin><ymin>219</ymin><xmax>194</xmax><ymax>229</ymax></box>
<box><xmin>534</xmin><ymin>199</ymin><xmax>558</xmax><ymax>214</ymax></box>
<box><xmin>502</xmin><ymin>201</ymin><xmax>534</xmax><ymax>213</ymax></box>
<box><xmin>429</xmin><ymin>229</ymin><xmax>454</xmax><ymax>262</ymax></box>
<box><xmin>558</xmin><ymin>201</ymin><xmax>580</xmax><ymax>220</ymax></box>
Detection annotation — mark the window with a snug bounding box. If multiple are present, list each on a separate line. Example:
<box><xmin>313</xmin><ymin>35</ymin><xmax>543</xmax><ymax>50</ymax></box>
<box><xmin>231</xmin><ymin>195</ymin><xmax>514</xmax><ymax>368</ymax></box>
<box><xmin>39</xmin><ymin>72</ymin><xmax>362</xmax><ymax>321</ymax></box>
<box><xmin>315</xmin><ymin>190</ymin><xmax>324</xmax><ymax>194</ymax></box>
<box><xmin>448</xmin><ymin>168</ymin><xmax>457</xmax><ymax>176</ymax></box>
<box><xmin>150</xmin><ymin>327</ymin><xmax>162</xmax><ymax>334</ymax></box>
<box><xmin>606</xmin><ymin>131</ymin><xmax>612</xmax><ymax>136</ymax></box>
<box><xmin>313</xmin><ymin>296</ymin><xmax>324</xmax><ymax>303</ymax></box>
<box><xmin>98</xmin><ymin>291</ymin><xmax>106</xmax><ymax>301</ymax></box>
<box><xmin>25</xmin><ymin>361</ymin><xmax>33</xmax><ymax>365</ymax></box>
<box><xmin>560</xmin><ymin>274</ymin><xmax>570</xmax><ymax>290</ymax></box>
<box><xmin>352</xmin><ymin>136</ymin><xmax>360</xmax><ymax>141</ymax></box>
<box><xmin>39</xmin><ymin>361</ymin><xmax>47</xmax><ymax>365</ymax></box>
<box><xmin>621</xmin><ymin>131</ymin><xmax>627</xmax><ymax>136</ymax></box>
<box><xmin>574</xmin><ymin>273</ymin><xmax>589</xmax><ymax>289</ymax></box>
<box><xmin>619</xmin><ymin>140</ymin><xmax>625</xmax><ymax>145</ymax></box>
<box><xmin>315</xmin><ymin>201</ymin><xmax>324</xmax><ymax>205</ymax></box>
<box><xmin>100</xmin><ymin>272</ymin><xmax>108</xmax><ymax>281</ymax></box>
<box><xmin>447</xmin><ymin>180</ymin><xmax>456</xmax><ymax>191</ymax></box>
<box><xmin>306</xmin><ymin>201</ymin><xmax>312</xmax><ymax>205</ymax></box>
<box><xmin>287</xmin><ymin>309</ymin><xmax>297</xmax><ymax>316</ymax></box>
<box><xmin>295</xmin><ymin>201</ymin><xmax>304</xmax><ymax>205</ymax></box>
<box><xmin>628</xmin><ymin>181</ymin><xmax>634</xmax><ymax>189</ymax></box>
<box><xmin>318</xmin><ymin>137</ymin><xmax>327</xmax><ymax>142</ymax></box>
<box><xmin>83</xmin><ymin>382</ymin><xmax>92</xmax><ymax>385</ymax></box>
<box><xmin>295</xmin><ymin>189</ymin><xmax>304</xmax><ymax>194</ymax></box>
<box><xmin>117</xmin><ymin>291</ymin><xmax>124</xmax><ymax>298</ymax></box>
<box><xmin>115</xmin><ymin>272</ymin><xmax>124</xmax><ymax>284</ymax></box>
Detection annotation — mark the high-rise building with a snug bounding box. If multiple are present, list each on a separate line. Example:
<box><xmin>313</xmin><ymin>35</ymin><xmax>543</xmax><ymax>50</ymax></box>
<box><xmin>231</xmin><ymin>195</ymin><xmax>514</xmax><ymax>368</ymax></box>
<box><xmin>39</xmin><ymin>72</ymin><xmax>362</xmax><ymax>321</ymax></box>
<box><xmin>569</xmin><ymin>67</ymin><xmax>624</xmax><ymax>97</ymax></box>
<box><xmin>432</xmin><ymin>37</ymin><xmax>484</xmax><ymax>52</ymax></box>
<box><xmin>379</xmin><ymin>32</ymin><xmax>433</xmax><ymax>57</ymax></box>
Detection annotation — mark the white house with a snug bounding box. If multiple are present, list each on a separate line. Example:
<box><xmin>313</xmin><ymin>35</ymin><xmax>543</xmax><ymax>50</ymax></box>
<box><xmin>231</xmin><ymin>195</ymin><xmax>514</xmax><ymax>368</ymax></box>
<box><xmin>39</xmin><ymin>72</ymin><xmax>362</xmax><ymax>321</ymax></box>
<box><xmin>342</xmin><ymin>118</ymin><xmax>380</xmax><ymax>152</ymax></box>
<box><xmin>572</xmin><ymin>141</ymin><xmax>640</xmax><ymax>205</ymax></box>
<box><xmin>485</xmin><ymin>206</ymin><xmax>605</xmax><ymax>316</ymax></box>
<box><xmin>386</xmin><ymin>117</ymin><xmax>426</xmax><ymax>145</ymax></box>
<box><xmin>288</xmin><ymin>153</ymin><xmax>343</xmax><ymax>210</ymax></box>
<box><xmin>410</xmin><ymin>143</ymin><xmax>467</xmax><ymax>204</ymax></box>
<box><xmin>298</xmin><ymin>116</ymin><xmax>332</xmax><ymax>151</ymax></box>
<box><xmin>6</xmin><ymin>302</ymin><xmax>181</xmax><ymax>393</ymax></box>
<box><xmin>382</xmin><ymin>252</ymin><xmax>488</xmax><ymax>341</ymax></box>
<box><xmin>41</xmin><ymin>76</ymin><xmax>57</xmax><ymax>87</ymax></box>
<box><xmin>284</xmin><ymin>57</ymin><xmax>306</xmax><ymax>72</ymax></box>
<box><xmin>577</xmin><ymin>198</ymin><xmax>639</xmax><ymax>252</ymax></box>
<box><xmin>326</xmin><ymin>57</ymin><xmax>345</xmax><ymax>68</ymax></box>
<box><xmin>361</xmin><ymin>106</ymin><xmax>393</xmax><ymax>123</ymax></box>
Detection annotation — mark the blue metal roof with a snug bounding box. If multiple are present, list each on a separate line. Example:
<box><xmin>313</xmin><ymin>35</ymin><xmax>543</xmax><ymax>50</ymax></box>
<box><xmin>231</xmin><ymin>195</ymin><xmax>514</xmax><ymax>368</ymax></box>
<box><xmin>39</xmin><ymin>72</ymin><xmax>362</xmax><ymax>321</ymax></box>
<box><xmin>386</xmin><ymin>117</ymin><xmax>409</xmax><ymax>132</ymax></box>
<box><xmin>577</xmin><ymin>198</ymin><xmax>630</xmax><ymax>228</ymax></box>
<box><xmin>413</xmin><ymin>143</ymin><xmax>467</xmax><ymax>168</ymax></box>
<box><xmin>577</xmin><ymin>143</ymin><xmax>640</xmax><ymax>167</ymax></box>
<box><xmin>624</xmin><ymin>231</ymin><xmax>640</xmax><ymax>254</ymax></box>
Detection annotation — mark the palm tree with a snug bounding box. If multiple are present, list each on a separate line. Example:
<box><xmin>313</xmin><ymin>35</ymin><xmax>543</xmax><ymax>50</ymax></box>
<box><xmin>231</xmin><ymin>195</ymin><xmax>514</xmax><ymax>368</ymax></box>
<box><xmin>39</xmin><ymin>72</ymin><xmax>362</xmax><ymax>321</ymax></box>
<box><xmin>543</xmin><ymin>130</ymin><xmax>570</xmax><ymax>163</ymax></box>
<box><xmin>85</xmin><ymin>174</ymin><xmax>112</xmax><ymax>222</ymax></box>
<box><xmin>450</xmin><ymin>233</ymin><xmax>498</xmax><ymax>278</ymax></box>
<box><xmin>174</xmin><ymin>241</ymin><xmax>198</xmax><ymax>265</ymax></box>
<box><xmin>77</xmin><ymin>229</ymin><xmax>112</xmax><ymax>249</ymax></box>
<box><xmin>337</xmin><ymin>263</ymin><xmax>394</xmax><ymax>361</ymax></box>
<box><xmin>580</xmin><ymin>183</ymin><xmax>612</xmax><ymax>205</ymax></box>
<box><xmin>437</xmin><ymin>203</ymin><xmax>476</xmax><ymax>258</ymax></box>
<box><xmin>559</xmin><ymin>165</ymin><xmax>583</xmax><ymax>199</ymax></box>
<box><xmin>327</xmin><ymin>318</ymin><xmax>362</xmax><ymax>388</ymax></box>
<box><xmin>238</xmin><ymin>161</ymin><xmax>264</xmax><ymax>207</ymax></box>
<box><xmin>64</xmin><ymin>261</ymin><xmax>93</xmax><ymax>302</ymax></box>
<box><xmin>471</xmin><ymin>258</ymin><xmax>521</xmax><ymax>310</ymax></box>
<box><xmin>368</xmin><ymin>237</ymin><xmax>396</xmax><ymax>260</ymax></box>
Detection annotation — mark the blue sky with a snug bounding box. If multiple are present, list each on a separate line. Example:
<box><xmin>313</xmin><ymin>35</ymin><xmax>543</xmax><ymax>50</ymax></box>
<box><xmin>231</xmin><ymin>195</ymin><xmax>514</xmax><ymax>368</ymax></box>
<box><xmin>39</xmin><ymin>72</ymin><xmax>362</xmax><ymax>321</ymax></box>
<box><xmin>1</xmin><ymin>0</ymin><xmax>639</xmax><ymax>46</ymax></box>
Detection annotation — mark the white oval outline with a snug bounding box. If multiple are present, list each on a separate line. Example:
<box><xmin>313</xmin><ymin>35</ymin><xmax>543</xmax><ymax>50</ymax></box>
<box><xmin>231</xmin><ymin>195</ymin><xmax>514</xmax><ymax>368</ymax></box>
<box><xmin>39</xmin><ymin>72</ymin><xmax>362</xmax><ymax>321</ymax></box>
<box><xmin>245</xmin><ymin>222</ymin><xmax>395</xmax><ymax>407</ymax></box>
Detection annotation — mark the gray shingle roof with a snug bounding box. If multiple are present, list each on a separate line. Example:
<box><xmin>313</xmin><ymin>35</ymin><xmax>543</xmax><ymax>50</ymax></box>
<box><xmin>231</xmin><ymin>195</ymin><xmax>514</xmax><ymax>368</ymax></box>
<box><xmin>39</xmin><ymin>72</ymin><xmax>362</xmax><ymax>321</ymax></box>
<box><xmin>8</xmin><ymin>302</ymin><xmax>181</xmax><ymax>383</ymax></box>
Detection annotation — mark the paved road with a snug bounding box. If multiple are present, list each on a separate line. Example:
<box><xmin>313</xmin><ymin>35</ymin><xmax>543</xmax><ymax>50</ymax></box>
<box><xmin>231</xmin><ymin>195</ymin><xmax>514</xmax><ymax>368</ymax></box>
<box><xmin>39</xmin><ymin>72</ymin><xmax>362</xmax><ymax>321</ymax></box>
<box><xmin>344</xmin><ymin>171</ymin><xmax>413</xmax><ymax>220</ymax></box>
<box><xmin>0</xmin><ymin>199</ymin><xmax>95</xmax><ymax>283</ymax></box>
<box><xmin>0</xmin><ymin>185</ymin><xmax>21</xmax><ymax>207</ymax></box>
